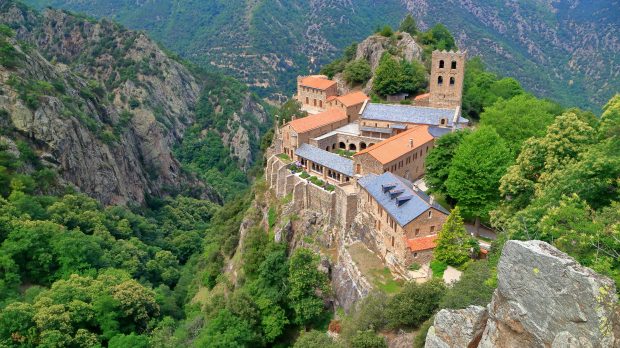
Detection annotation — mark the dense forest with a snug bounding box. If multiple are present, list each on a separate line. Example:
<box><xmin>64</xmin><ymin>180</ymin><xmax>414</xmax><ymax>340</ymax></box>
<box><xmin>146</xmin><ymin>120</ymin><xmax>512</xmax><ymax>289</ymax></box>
<box><xmin>0</xmin><ymin>1</ymin><xmax>618</xmax><ymax>347</ymax></box>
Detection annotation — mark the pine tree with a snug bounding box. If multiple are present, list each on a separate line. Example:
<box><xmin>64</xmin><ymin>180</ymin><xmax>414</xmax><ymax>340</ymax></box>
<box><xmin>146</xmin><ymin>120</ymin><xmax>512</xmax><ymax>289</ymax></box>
<box><xmin>434</xmin><ymin>207</ymin><xmax>473</xmax><ymax>266</ymax></box>
<box><xmin>399</xmin><ymin>14</ymin><xmax>418</xmax><ymax>36</ymax></box>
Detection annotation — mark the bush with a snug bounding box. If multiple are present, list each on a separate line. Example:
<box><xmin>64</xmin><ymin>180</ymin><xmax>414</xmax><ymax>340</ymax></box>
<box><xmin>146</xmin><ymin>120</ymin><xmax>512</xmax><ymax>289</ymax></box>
<box><xmin>430</xmin><ymin>260</ymin><xmax>448</xmax><ymax>278</ymax></box>
<box><xmin>300</xmin><ymin>171</ymin><xmax>310</xmax><ymax>179</ymax></box>
<box><xmin>408</xmin><ymin>262</ymin><xmax>421</xmax><ymax>271</ymax></box>
<box><xmin>385</xmin><ymin>279</ymin><xmax>445</xmax><ymax>329</ymax></box>
<box><xmin>378</xmin><ymin>25</ymin><xmax>394</xmax><ymax>37</ymax></box>
<box><xmin>440</xmin><ymin>260</ymin><xmax>495</xmax><ymax>309</ymax></box>
<box><xmin>413</xmin><ymin>316</ymin><xmax>435</xmax><ymax>348</ymax></box>
<box><xmin>350</xmin><ymin>330</ymin><xmax>387</xmax><ymax>348</ymax></box>
<box><xmin>344</xmin><ymin>59</ymin><xmax>372</xmax><ymax>85</ymax></box>
<box><xmin>326</xmin><ymin>184</ymin><xmax>335</xmax><ymax>192</ymax></box>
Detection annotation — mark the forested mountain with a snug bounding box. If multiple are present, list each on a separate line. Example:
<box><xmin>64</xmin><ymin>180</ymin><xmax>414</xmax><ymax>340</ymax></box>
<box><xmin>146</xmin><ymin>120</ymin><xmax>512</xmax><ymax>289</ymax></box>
<box><xmin>24</xmin><ymin>0</ymin><xmax>620</xmax><ymax>110</ymax></box>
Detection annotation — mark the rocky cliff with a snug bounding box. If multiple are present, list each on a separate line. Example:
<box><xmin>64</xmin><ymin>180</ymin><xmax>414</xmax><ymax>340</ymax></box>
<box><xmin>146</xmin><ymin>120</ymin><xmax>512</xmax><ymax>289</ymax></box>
<box><xmin>0</xmin><ymin>1</ymin><xmax>268</xmax><ymax>204</ymax></box>
<box><xmin>425</xmin><ymin>240</ymin><xmax>620</xmax><ymax>348</ymax></box>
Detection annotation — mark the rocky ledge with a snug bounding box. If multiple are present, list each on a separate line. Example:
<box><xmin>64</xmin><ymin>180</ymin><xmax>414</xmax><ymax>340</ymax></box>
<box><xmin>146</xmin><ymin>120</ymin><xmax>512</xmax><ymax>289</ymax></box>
<box><xmin>426</xmin><ymin>240</ymin><xmax>619</xmax><ymax>348</ymax></box>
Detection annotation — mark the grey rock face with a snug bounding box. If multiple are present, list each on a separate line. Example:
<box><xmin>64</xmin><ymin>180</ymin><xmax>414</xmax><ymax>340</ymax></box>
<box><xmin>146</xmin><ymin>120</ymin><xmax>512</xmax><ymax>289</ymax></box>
<box><xmin>426</xmin><ymin>240</ymin><xmax>619</xmax><ymax>348</ymax></box>
<box><xmin>425</xmin><ymin>306</ymin><xmax>488</xmax><ymax>348</ymax></box>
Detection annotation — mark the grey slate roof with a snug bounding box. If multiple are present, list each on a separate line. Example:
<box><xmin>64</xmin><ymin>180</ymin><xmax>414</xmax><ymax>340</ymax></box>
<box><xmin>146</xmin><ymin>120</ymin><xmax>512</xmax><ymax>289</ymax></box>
<box><xmin>295</xmin><ymin>143</ymin><xmax>354</xmax><ymax>177</ymax></box>
<box><xmin>361</xmin><ymin>103</ymin><xmax>469</xmax><ymax>127</ymax></box>
<box><xmin>358</xmin><ymin>172</ymin><xmax>450</xmax><ymax>226</ymax></box>
<box><xmin>428</xmin><ymin>126</ymin><xmax>453</xmax><ymax>138</ymax></box>
<box><xmin>360</xmin><ymin>126</ymin><xmax>392</xmax><ymax>134</ymax></box>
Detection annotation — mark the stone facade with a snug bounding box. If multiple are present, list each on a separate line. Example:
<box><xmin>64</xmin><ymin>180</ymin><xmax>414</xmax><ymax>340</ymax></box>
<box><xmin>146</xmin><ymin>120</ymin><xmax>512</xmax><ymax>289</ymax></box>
<box><xmin>310</xmin><ymin>132</ymin><xmax>380</xmax><ymax>153</ymax></box>
<box><xmin>280</xmin><ymin>117</ymin><xmax>348</xmax><ymax>159</ymax></box>
<box><xmin>357</xmin><ymin>184</ymin><xmax>448</xmax><ymax>269</ymax></box>
<box><xmin>295</xmin><ymin>75</ymin><xmax>338</xmax><ymax>114</ymax></box>
<box><xmin>353</xmin><ymin>139</ymin><xmax>433</xmax><ymax>180</ymax></box>
<box><xmin>429</xmin><ymin>50</ymin><xmax>466</xmax><ymax>109</ymax></box>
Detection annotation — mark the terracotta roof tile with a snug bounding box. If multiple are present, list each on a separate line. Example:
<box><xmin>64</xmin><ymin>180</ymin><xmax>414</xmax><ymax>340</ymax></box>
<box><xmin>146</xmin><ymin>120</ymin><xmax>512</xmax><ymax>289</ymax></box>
<box><xmin>407</xmin><ymin>235</ymin><xmax>438</xmax><ymax>252</ymax></box>
<box><xmin>354</xmin><ymin>125</ymin><xmax>434</xmax><ymax>164</ymax></box>
<box><xmin>287</xmin><ymin>108</ymin><xmax>347</xmax><ymax>134</ymax></box>
<box><xmin>414</xmin><ymin>93</ymin><xmax>431</xmax><ymax>101</ymax></box>
<box><xmin>300</xmin><ymin>76</ymin><xmax>337</xmax><ymax>90</ymax></box>
<box><xmin>335</xmin><ymin>91</ymin><xmax>369</xmax><ymax>107</ymax></box>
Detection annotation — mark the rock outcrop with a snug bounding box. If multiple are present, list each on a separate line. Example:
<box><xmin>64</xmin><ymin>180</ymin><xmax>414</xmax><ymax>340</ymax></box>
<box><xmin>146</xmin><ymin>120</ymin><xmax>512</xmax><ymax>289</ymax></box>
<box><xmin>426</xmin><ymin>240</ymin><xmax>619</xmax><ymax>348</ymax></box>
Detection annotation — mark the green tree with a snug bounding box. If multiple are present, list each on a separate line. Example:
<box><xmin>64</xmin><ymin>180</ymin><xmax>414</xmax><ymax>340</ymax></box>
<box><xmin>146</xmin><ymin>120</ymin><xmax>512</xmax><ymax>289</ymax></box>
<box><xmin>440</xmin><ymin>260</ymin><xmax>495</xmax><ymax>309</ymax></box>
<box><xmin>480</xmin><ymin>94</ymin><xmax>562</xmax><ymax>151</ymax></box>
<box><xmin>385</xmin><ymin>279</ymin><xmax>446</xmax><ymax>329</ymax></box>
<box><xmin>399</xmin><ymin>14</ymin><xmax>418</xmax><ymax>36</ymax></box>
<box><xmin>373</xmin><ymin>54</ymin><xmax>401</xmax><ymax>96</ymax></box>
<box><xmin>424</xmin><ymin>129</ymin><xmax>469</xmax><ymax>199</ymax></box>
<box><xmin>288</xmin><ymin>248</ymin><xmax>329</xmax><ymax>327</ymax></box>
<box><xmin>378</xmin><ymin>25</ymin><xmax>394</xmax><ymax>37</ymax></box>
<box><xmin>350</xmin><ymin>330</ymin><xmax>387</xmax><ymax>348</ymax></box>
<box><xmin>344</xmin><ymin>59</ymin><xmax>372</xmax><ymax>85</ymax></box>
<box><xmin>445</xmin><ymin>127</ymin><xmax>512</xmax><ymax>223</ymax></box>
<box><xmin>294</xmin><ymin>330</ymin><xmax>341</xmax><ymax>348</ymax></box>
<box><xmin>399</xmin><ymin>60</ymin><xmax>427</xmax><ymax>95</ymax></box>
<box><xmin>420</xmin><ymin>24</ymin><xmax>456</xmax><ymax>51</ymax></box>
<box><xmin>109</xmin><ymin>333</ymin><xmax>149</xmax><ymax>348</ymax></box>
<box><xmin>196</xmin><ymin>309</ymin><xmax>258</xmax><ymax>348</ymax></box>
<box><xmin>434</xmin><ymin>207</ymin><xmax>474</xmax><ymax>266</ymax></box>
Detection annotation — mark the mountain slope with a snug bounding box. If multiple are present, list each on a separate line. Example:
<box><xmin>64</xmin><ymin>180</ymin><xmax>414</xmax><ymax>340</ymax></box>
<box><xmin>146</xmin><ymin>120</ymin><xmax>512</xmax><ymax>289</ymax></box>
<box><xmin>23</xmin><ymin>0</ymin><xmax>620</xmax><ymax>110</ymax></box>
<box><xmin>0</xmin><ymin>1</ymin><xmax>269</xmax><ymax>204</ymax></box>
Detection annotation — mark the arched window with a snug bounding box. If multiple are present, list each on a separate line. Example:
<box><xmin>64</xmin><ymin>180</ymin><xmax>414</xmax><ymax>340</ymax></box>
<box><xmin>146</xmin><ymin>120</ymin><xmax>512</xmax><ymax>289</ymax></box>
<box><xmin>450</xmin><ymin>77</ymin><xmax>455</xmax><ymax>86</ymax></box>
<box><xmin>437</xmin><ymin>76</ymin><xmax>443</xmax><ymax>85</ymax></box>
<box><xmin>439</xmin><ymin>60</ymin><xmax>445</xmax><ymax>69</ymax></box>
<box><xmin>326</xmin><ymin>146</ymin><xmax>330</xmax><ymax>151</ymax></box>
<box><xmin>451</xmin><ymin>61</ymin><xmax>457</xmax><ymax>69</ymax></box>
<box><xmin>440</xmin><ymin>118</ymin><xmax>447</xmax><ymax>126</ymax></box>
<box><xmin>332</xmin><ymin>143</ymin><xmax>336</xmax><ymax>150</ymax></box>
<box><xmin>349</xmin><ymin>143</ymin><xmax>357</xmax><ymax>151</ymax></box>
<box><xmin>360</xmin><ymin>142</ymin><xmax>367</xmax><ymax>150</ymax></box>
<box><xmin>339</xmin><ymin>142</ymin><xmax>346</xmax><ymax>149</ymax></box>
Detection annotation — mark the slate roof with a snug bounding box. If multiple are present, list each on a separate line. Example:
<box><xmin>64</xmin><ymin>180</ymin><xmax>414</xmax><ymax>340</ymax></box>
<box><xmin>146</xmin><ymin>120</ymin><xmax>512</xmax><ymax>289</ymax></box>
<box><xmin>355</xmin><ymin>126</ymin><xmax>434</xmax><ymax>164</ymax></box>
<box><xmin>295</xmin><ymin>144</ymin><xmax>354</xmax><ymax>177</ymax></box>
<box><xmin>428</xmin><ymin>126</ymin><xmax>453</xmax><ymax>138</ymax></box>
<box><xmin>361</xmin><ymin>103</ymin><xmax>468</xmax><ymax>127</ymax></box>
<box><xmin>358</xmin><ymin>172</ymin><xmax>449</xmax><ymax>226</ymax></box>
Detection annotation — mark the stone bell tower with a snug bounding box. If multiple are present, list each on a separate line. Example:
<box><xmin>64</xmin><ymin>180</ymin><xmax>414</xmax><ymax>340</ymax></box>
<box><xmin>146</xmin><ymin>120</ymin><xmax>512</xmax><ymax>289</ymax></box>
<box><xmin>429</xmin><ymin>50</ymin><xmax>466</xmax><ymax>109</ymax></box>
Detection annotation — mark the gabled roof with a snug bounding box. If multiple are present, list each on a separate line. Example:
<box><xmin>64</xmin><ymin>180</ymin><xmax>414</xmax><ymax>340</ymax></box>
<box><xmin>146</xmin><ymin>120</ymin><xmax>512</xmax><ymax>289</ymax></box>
<box><xmin>295</xmin><ymin>144</ymin><xmax>353</xmax><ymax>176</ymax></box>
<box><xmin>287</xmin><ymin>108</ymin><xmax>347</xmax><ymax>134</ymax></box>
<box><xmin>407</xmin><ymin>235</ymin><xmax>438</xmax><ymax>252</ymax></box>
<box><xmin>361</xmin><ymin>103</ymin><xmax>468</xmax><ymax>127</ymax></box>
<box><xmin>354</xmin><ymin>125</ymin><xmax>434</xmax><ymax>164</ymax></box>
<box><xmin>414</xmin><ymin>93</ymin><xmax>431</xmax><ymax>101</ymax></box>
<box><xmin>358</xmin><ymin>172</ymin><xmax>449</xmax><ymax>226</ymax></box>
<box><xmin>335</xmin><ymin>91</ymin><xmax>369</xmax><ymax>107</ymax></box>
<box><xmin>299</xmin><ymin>76</ymin><xmax>337</xmax><ymax>90</ymax></box>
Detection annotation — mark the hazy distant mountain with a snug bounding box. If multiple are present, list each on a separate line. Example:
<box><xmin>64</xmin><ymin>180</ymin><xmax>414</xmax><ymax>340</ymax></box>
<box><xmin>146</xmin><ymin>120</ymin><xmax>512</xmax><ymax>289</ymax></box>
<box><xmin>25</xmin><ymin>0</ymin><xmax>620</xmax><ymax>110</ymax></box>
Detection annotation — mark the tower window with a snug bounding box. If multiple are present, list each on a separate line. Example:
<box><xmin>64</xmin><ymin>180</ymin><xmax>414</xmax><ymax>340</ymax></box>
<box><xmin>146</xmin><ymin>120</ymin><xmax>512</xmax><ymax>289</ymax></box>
<box><xmin>450</xmin><ymin>77</ymin><xmax>455</xmax><ymax>86</ymax></box>
<box><xmin>451</xmin><ymin>61</ymin><xmax>457</xmax><ymax>69</ymax></box>
<box><xmin>437</xmin><ymin>76</ymin><xmax>443</xmax><ymax>85</ymax></box>
<box><xmin>439</xmin><ymin>60</ymin><xmax>445</xmax><ymax>69</ymax></box>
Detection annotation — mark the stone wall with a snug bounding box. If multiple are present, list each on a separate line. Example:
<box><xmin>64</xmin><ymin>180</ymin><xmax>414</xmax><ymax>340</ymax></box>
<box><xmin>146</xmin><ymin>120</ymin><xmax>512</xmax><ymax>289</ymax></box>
<box><xmin>311</xmin><ymin>131</ymin><xmax>380</xmax><ymax>153</ymax></box>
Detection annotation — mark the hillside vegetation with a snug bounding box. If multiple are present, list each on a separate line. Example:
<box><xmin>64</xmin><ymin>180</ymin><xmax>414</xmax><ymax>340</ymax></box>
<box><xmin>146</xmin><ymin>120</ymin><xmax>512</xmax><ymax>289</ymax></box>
<box><xmin>24</xmin><ymin>0</ymin><xmax>620</xmax><ymax>110</ymax></box>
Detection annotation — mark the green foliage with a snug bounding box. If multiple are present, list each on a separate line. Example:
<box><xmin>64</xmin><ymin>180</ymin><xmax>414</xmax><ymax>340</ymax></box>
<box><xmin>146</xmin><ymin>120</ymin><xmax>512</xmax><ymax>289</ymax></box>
<box><xmin>461</xmin><ymin>57</ymin><xmax>525</xmax><ymax>120</ymax></box>
<box><xmin>321</xmin><ymin>43</ymin><xmax>358</xmax><ymax>79</ymax></box>
<box><xmin>419</xmin><ymin>23</ymin><xmax>456</xmax><ymax>52</ymax></box>
<box><xmin>277</xmin><ymin>98</ymin><xmax>307</xmax><ymax>123</ymax></box>
<box><xmin>445</xmin><ymin>127</ymin><xmax>513</xmax><ymax>221</ymax></box>
<box><xmin>0</xmin><ymin>28</ymin><xmax>21</xmax><ymax>69</ymax></box>
<box><xmin>413</xmin><ymin>316</ymin><xmax>434</xmax><ymax>348</ymax></box>
<box><xmin>294</xmin><ymin>330</ymin><xmax>341</xmax><ymax>348</ymax></box>
<box><xmin>109</xmin><ymin>333</ymin><xmax>150</xmax><ymax>348</ymax></box>
<box><xmin>344</xmin><ymin>59</ymin><xmax>372</xmax><ymax>85</ymax></box>
<box><xmin>385</xmin><ymin>279</ymin><xmax>445</xmax><ymax>329</ymax></box>
<box><xmin>399</xmin><ymin>14</ymin><xmax>418</xmax><ymax>36</ymax></box>
<box><xmin>434</xmin><ymin>207</ymin><xmax>473</xmax><ymax>266</ymax></box>
<box><xmin>378</xmin><ymin>25</ymin><xmax>394</xmax><ymax>38</ymax></box>
<box><xmin>480</xmin><ymin>94</ymin><xmax>563</xmax><ymax>151</ymax></box>
<box><xmin>429</xmin><ymin>260</ymin><xmax>447</xmax><ymax>279</ymax></box>
<box><xmin>440</xmin><ymin>260</ymin><xmax>495</xmax><ymax>309</ymax></box>
<box><xmin>350</xmin><ymin>330</ymin><xmax>387</xmax><ymax>348</ymax></box>
<box><xmin>373</xmin><ymin>53</ymin><xmax>426</xmax><ymax>97</ymax></box>
<box><xmin>288</xmin><ymin>248</ymin><xmax>330</xmax><ymax>327</ymax></box>
<box><xmin>425</xmin><ymin>129</ymin><xmax>469</xmax><ymax>201</ymax></box>
<box><xmin>196</xmin><ymin>308</ymin><xmax>259</xmax><ymax>347</ymax></box>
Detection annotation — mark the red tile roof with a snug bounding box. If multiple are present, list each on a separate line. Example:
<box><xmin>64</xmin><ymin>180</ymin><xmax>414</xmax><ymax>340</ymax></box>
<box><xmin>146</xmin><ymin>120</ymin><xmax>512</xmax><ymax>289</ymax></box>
<box><xmin>299</xmin><ymin>76</ymin><xmax>337</xmax><ymax>90</ymax></box>
<box><xmin>335</xmin><ymin>91</ymin><xmax>369</xmax><ymax>107</ymax></box>
<box><xmin>354</xmin><ymin>125</ymin><xmax>434</xmax><ymax>164</ymax></box>
<box><xmin>414</xmin><ymin>93</ymin><xmax>431</xmax><ymax>101</ymax></box>
<box><xmin>407</xmin><ymin>235</ymin><xmax>438</xmax><ymax>252</ymax></box>
<box><xmin>287</xmin><ymin>108</ymin><xmax>347</xmax><ymax>134</ymax></box>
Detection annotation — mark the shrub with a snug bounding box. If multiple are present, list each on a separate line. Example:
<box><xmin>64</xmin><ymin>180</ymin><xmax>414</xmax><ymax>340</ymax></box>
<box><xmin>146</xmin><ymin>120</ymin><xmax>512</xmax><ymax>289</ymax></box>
<box><xmin>129</xmin><ymin>98</ymin><xmax>141</xmax><ymax>109</ymax></box>
<box><xmin>413</xmin><ymin>316</ymin><xmax>435</xmax><ymax>348</ymax></box>
<box><xmin>326</xmin><ymin>185</ymin><xmax>335</xmax><ymax>192</ymax></box>
<box><xmin>430</xmin><ymin>260</ymin><xmax>448</xmax><ymax>278</ymax></box>
<box><xmin>300</xmin><ymin>171</ymin><xmax>310</xmax><ymax>179</ymax></box>
<box><xmin>350</xmin><ymin>330</ymin><xmax>387</xmax><ymax>348</ymax></box>
<box><xmin>385</xmin><ymin>279</ymin><xmax>445</xmax><ymax>329</ymax></box>
<box><xmin>344</xmin><ymin>59</ymin><xmax>372</xmax><ymax>85</ymax></box>
<box><xmin>378</xmin><ymin>25</ymin><xmax>394</xmax><ymax>37</ymax></box>
<box><xmin>408</xmin><ymin>262</ymin><xmax>421</xmax><ymax>271</ymax></box>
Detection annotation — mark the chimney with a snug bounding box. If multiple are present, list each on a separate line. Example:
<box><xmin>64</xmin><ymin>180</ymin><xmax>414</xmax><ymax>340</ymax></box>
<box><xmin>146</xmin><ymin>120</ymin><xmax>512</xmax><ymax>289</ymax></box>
<box><xmin>409</xmin><ymin>139</ymin><xmax>413</xmax><ymax>148</ymax></box>
<box><xmin>430</xmin><ymin>196</ymin><xmax>435</xmax><ymax>205</ymax></box>
<box><xmin>292</xmin><ymin>115</ymin><xmax>296</xmax><ymax>121</ymax></box>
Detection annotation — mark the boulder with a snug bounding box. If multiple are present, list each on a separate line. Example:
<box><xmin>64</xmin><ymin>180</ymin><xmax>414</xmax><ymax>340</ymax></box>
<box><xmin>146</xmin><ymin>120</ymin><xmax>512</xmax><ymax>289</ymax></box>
<box><xmin>425</xmin><ymin>306</ymin><xmax>488</xmax><ymax>348</ymax></box>
<box><xmin>425</xmin><ymin>240</ymin><xmax>619</xmax><ymax>348</ymax></box>
<box><xmin>479</xmin><ymin>240</ymin><xmax>618</xmax><ymax>347</ymax></box>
